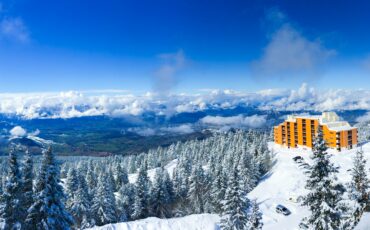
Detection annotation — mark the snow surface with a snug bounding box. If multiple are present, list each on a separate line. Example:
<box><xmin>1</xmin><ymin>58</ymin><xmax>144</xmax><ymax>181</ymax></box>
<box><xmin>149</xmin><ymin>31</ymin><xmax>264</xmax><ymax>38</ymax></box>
<box><xmin>92</xmin><ymin>143</ymin><xmax>370</xmax><ymax>230</ymax></box>
<box><xmin>88</xmin><ymin>214</ymin><xmax>220</xmax><ymax>230</ymax></box>
<box><xmin>355</xmin><ymin>212</ymin><xmax>370</xmax><ymax>230</ymax></box>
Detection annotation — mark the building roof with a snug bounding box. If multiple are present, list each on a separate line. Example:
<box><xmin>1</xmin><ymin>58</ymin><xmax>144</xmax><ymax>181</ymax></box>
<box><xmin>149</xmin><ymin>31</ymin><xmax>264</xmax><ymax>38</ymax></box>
<box><xmin>284</xmin><ymin>112</ymin><xmax>355</xmax><ymax>132</ymax></box>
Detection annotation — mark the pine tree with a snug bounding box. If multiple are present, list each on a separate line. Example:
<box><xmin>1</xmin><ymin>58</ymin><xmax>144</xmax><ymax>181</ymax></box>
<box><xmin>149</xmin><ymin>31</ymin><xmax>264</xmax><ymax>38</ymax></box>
<box><xmin>172</xmin><ymin>162</ymin><xmax>189</xmax><ymax>201</ymax></box>
<box><xmin>187</xmin><ymin>163</ymin><xmax>206</xmax><ymax>214</ymax></box>
<box><xmin>115</xmin><ymin>164</ymin><xmax>129</xmax><ymax>190</ymax></box>
<box><xmin>26</xmin><ymin>147</ymin><xmax>74</xmax><ymax>230</ymax></box>
<box><xmin>1</xmin><ymin>148</ymin><xmax>23</xmax><ymax>230</ymax></box>
<box><xmin>151</xmin><ymin>168</ymin><xmax>173</xmax><ymax>218</ymax></box>
<box><xmin>70</xmin><ymin>173</ymin><xmax>93</xmax><ymax>228</ymax></box>
<box><xmin>210</xmin><ymin>164</ymin><xmax>227</xmax><ymax>213</ymax></box>
<box><xmin>348</xmin><ymin>149</ymin><xmax>370</xmax><ymax>227</ymax></box>
<box><xmin>302</xmin><ymin>130</ymin><xmax>346</xmax><ymax>230</ymax></box>
<box><xmin>107</xmin><ymin>168</ymin><xmax>117</xmax><ymax>192</ymax></box>
<box><xmin>220</xmin><ymin>166</ymin><xmax>249</xmax><ymax>230</ymax></box>
<box><xmin>132</xmin><ymin>163</ymin><xmax>151</xmax><ymax>220</ymax></box>
<box><xmin>247</xmin><ymin>199</ymin><xmax>263</xmax><ymax>230</ymax></box>
<box><xmin>65</xmin><ymin>168</ymin><xmax>79</xmax><ymax>210</ymax></box>
<box><xmin>117</xmin><ymin>183</ymin><xmax>135</xmax><ymax>221</ymax></box>
<box><xmin>91</xmin><ymin>173</ymin><xmax>117</xmax><ymax>226</ymax></box>
<box><xmin>85</xmin><ymin>166</ymin><xmax>97</xmax><ymax>196</ymax></box>
<box><xmin>20</xmin><ymin>150</ymin><xmax>34</xmax><ymax>226</ymax></box>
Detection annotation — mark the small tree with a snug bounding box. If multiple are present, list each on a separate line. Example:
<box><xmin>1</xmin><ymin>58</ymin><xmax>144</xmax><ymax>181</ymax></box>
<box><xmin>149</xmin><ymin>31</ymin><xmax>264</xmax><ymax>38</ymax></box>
<box><xmin>247</xmin><ymin>199</ymin><xmax>263</xmax><ymax>230</ymax></box>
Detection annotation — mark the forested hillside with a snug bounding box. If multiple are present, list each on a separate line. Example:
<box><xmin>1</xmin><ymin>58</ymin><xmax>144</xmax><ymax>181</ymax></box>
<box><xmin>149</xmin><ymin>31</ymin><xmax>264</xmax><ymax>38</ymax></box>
<box><xmin>0</xmin><ymin>130</ymin><xmax>272</xmax><ymax>229</ymax></box>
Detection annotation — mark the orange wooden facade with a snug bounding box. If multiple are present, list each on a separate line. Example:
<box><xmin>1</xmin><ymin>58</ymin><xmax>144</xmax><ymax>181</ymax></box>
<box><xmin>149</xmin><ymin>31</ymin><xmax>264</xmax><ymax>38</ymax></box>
<box><xmin>274</xmin><ymin>116</ymin><xmax>357</xmax><ymax>151</ymax></box>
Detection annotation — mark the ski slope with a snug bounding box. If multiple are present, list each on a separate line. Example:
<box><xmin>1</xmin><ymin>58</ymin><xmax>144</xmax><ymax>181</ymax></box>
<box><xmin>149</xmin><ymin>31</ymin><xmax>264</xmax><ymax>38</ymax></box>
<box><xmin>91</xmin><ymin>142</ymin><xmax>370</xmax><ymax>230</ymax></box>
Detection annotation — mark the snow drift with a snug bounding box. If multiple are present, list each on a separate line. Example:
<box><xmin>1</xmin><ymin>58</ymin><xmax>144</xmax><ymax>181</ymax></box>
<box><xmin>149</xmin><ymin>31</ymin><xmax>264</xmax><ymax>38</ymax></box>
<box><xmin>88</xmin><ymin>214</ymin><xmax>220</xmax><ymax>230</ymax></box>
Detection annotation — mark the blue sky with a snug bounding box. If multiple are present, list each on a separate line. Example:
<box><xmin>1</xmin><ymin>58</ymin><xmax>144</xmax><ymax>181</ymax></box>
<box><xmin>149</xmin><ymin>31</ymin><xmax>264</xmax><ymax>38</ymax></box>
<box><xmin>0</xmin><ymin>0</ymin><xmax>369</xmax><ymax>93</ymax></box>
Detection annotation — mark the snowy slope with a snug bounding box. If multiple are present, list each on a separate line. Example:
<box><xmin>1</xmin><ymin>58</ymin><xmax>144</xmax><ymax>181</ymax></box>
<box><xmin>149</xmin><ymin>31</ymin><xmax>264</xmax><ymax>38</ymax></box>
<box><xmin>88</xmin><ymin>214</ymin><xmax>220</xmax><ymax>230</ymax></box>
<box><xmin>248</xmin><ymin>143</ymin><xmax>370</xmax><ymax>230</ymax></box>
<box><xmin>355</xmin><ymin>213</ymin><xmax>370</xmax><ymax>230</ymax></box>
<box><xmin>91</xmin><ymin>143</ymin><xmax>370</xmax><ymax>230</ymax></box>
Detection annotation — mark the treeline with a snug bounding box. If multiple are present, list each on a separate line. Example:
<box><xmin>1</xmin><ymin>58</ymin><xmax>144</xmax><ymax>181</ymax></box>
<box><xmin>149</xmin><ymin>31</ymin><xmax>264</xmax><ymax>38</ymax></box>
<box><xmin>0</xmin><ymin>130</ymin><xmax>271</xmax><ymax>229</ymax></box>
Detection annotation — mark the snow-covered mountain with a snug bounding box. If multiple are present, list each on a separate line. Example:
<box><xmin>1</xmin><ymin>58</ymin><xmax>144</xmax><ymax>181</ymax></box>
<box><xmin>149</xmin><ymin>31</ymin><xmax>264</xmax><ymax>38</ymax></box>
<box><xmin>89</xmin><ymin>142</ymin><xmax>370</xmax><ymax>230</ymax></box>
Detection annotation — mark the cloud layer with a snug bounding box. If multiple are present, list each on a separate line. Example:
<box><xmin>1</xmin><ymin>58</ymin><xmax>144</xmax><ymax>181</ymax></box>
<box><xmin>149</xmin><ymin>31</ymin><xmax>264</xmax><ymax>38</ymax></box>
<box><xmin>0</xmin><ymin>83</ymin><xmax>370</xmax><ymax>120</ymax></box>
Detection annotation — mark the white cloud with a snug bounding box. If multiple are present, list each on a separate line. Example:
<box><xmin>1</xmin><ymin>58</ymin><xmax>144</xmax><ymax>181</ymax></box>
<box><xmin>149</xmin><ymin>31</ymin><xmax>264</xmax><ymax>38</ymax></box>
<box><xmin>129</xmin><ymin>127</ymin><xmax>156</xmax><ymax>137</ymax></box>
<box><xmin>10</xmin><ymin>126</ymin><xmax>27</xmax><ymax>137</ymax></box>
<box><xmin>30</xmin><ymin>129</ymin><xmax>40</xmax><ymax>136</ymax></box>
<box><xmin>251</xmin><ymin>10</ymin><xmax>334</xmax><ymax>79</ymax></box>
<box><xmin>0</xmin><ymin>17</ymin><xmax>29</xmax><ymax>43</ymax></box>
<box><xmin>128</xmin><ymin>124</ymin><xmax>194</xmax><ymax>136</ymax></box>
<box><xmin>153</xmin><ymin>49</ymin><xmax>186</xmax><ymax>95</ymax></box>
<box><xmin>201</xmin><ymin>115</ymin><xmax>267</xmax><ymax>128</ymax></box>
<box><xmin>160</xmin><ymin>124</ymin><xmax>194</xmax><ymax>134</ymax></box>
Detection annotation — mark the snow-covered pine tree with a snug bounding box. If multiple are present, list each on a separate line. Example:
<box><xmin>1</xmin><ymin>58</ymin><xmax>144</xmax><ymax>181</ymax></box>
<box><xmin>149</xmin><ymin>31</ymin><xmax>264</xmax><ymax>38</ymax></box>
<box><xmin>247</xmin><ymin>199</ymin><xmax>263</xmax><ymax>230</ymax></box>
<box><xmin>20</xmin><ymin>150</ymin><xmax>33</xmax><ymax>224</ymax></box>
<box><xmin>210</xmin><ymin>163</ymin><xmax>227</xmax><ymax>214</ymax></box>
<box><xmin>172</xmin><ymin>156</ymin><xmax>190</xmax><ymax>201</ymax></box>
<box><xmin>85</xmin><ymin>166</ymin><xmax>97</xmax><ymax>195</ymax></box>
<box><xmin>65</xmin><ymin>167</ymin><xmax>79</xmax><ymax>209</ymax></box>
<box><xmin>151</xmin><ymin>167</ymin><xmax>173</xmax><ymax>218</ymax></box>
<box><xmin>132</xmin><ymin>163</ymin><xmax>151</xmax><ymax>220</ymax></box>
<box><xmin>107</xmin><ymin>168</ymin><xmax>117</xmax><ymax>192</ymax></box>
<box><xmin>26</xmin><ymin>147</ymin><xmax>74</xmax><ymax>229</ymax></box>
<box><xmin>1</xmin><ymin>148</ymin><xmax>23</xmax><ymax>230</ymax></box>
<box><xmin>238</xmin><ymin>150</ymin><xmax>259</xmax><ymax>193</ymax></box>
<box><xmin>115</xmin><ymin>164</ymin><xmax>129</xmax><ymax>190</ymax></box>
<box><xmin>187</xmin><ymin>163</ymin><xmax>206</xmax><ymax>214</ymax></box>
<box><xmin>348</xmin><ymin>149</ymin><xmax>370</xmax><ymax>227</ymax></box>
<box><xmin>302</xmin><ymin>129</ymin><xmax>346</xmax><ymax>230</ymax></box>
<box><xmin>91</xmin><ymin>173</ymin><xmax>117</xmax><ymax>226</ymax></box>
<box><xmin>220</xmin><ymin>166</ymin><xmax>250</xmax><ymax>230</ymax></box>
<box><xmin>117</xmin><ymin>183</ymin><xmax>135</xmax><ymax>221</ymax></box>
<box><xmin>163</xmin><ymin>168</ymin><xmax>175</xmax><ymax>204</ymax></box>
<box><xmin>70</xmin><ymin>172</ymin><xmax>93</xmax><ymax>228</ymax></box>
